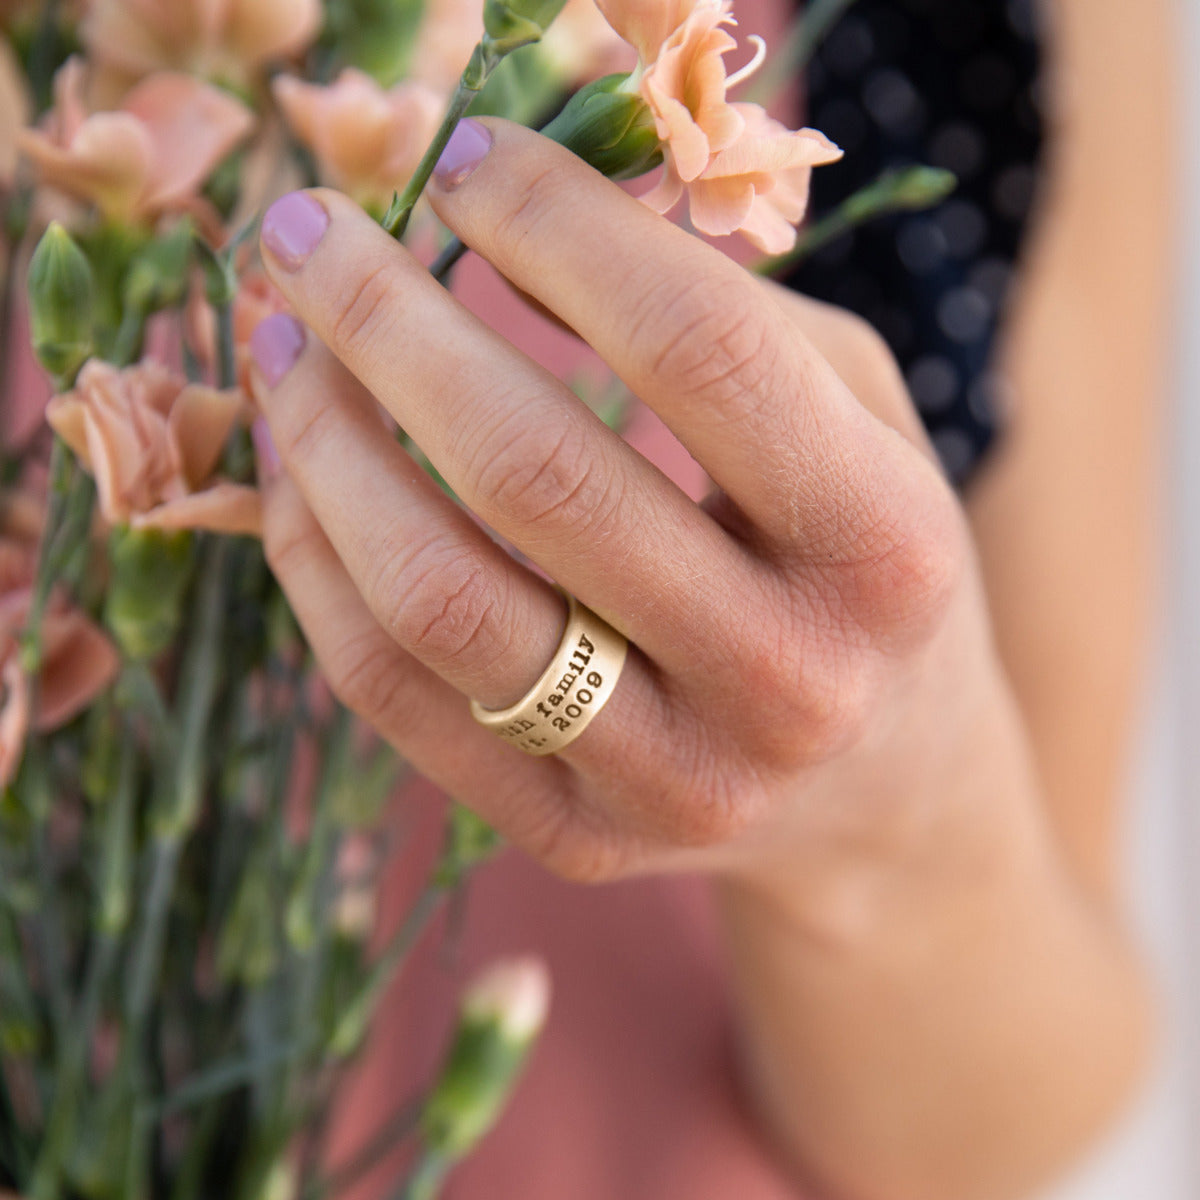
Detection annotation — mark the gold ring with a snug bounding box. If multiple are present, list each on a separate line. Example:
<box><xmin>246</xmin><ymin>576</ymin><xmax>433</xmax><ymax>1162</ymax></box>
<box><xmin>469</xmin><ymin>592</ymin><xmax>628</xmax><ymax>756</ymax></box>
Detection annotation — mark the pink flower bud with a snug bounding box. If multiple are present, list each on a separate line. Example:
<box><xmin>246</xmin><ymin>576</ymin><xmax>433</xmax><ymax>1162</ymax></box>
<box><xmin>463</xmin><ymin>956</ymin><xmax>552</xmax><ymax>1044</ymax></box>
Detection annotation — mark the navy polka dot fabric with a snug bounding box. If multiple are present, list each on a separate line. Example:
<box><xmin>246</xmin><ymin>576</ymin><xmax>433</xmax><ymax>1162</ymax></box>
<box><xmin>785</xmin><ymin>0</ymin><xmax>1045</xmax><ymax>487</ymax></box>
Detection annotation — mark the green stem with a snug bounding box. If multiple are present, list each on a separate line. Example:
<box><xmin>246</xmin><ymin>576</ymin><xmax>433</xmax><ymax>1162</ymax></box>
<box><xmin>20</xmin><ymin>438</ymin><xmax>74</xmax><ymax>676</ymax></box>
<box><xmin>753</xmin><ymin>166</ymin><xmax>956</xmax><ymax>276</ymax></box>
<box><xmin>394</xmin><ymin>1152</ymin><xmax>450</xmax><ymax>1200</ymax></box>
<box><xmin>109</xmin><ymin>302</ymin><xmax>147</xmax><ymax>368</ymax></box>
<box><xmin>325</xmin><ymin>884</ymin><xmax>446</xmax><ymax>1064</ymax></box>
<box><xmin>741</xmin><ymin>0</ymin><xmax>860</xmax><ymax>107</ymax></box>
<box><xmin>29</xmin><ymin>812</ymin><xmax>70</xmax><ymax>1047</ymax></box>
<box><xmin>306</xmin><ymin>1095</ymin><xmax>424</xmax><ymax>1200</ymax></box>
<box><xmin>383</xmin><ymin>76</ymin><xmax>481</xmax><ymax>241</ymax></box>
<box><xmin>429</xmin><ymin>239</ymin><xmax>469</xmax><ymax>286</ymax></box>
<box><xmin>150</xmin><ymin>1040</ymin><xmax>309</xmax><ymax>1122</ymax></box>
<box><xmin>116</xmin><ymin>661</ymin><xmax>174</xmax><ymax>759</ymax></box>
<box><xmin>26</xmin><ymin>935</ymin><xmax>118</xmax><ymax>1200</ymax></box>
<box><xmin>121</xmin><ymin>538</ymin><xmax>229</xmax><ymax>1195</ymax></box>
<box><xmin>28</xmin><ymin>0</ymin><xmax>63</xmax><ymax>113</ymax></box>
<box><xmin>26</xmin><ymin>735</ymin><xmax>134</xmax><ymax>1199</ymax></box>
<box><xmin>215</xmin><ymin>300</ymin><xmax>236</xmax><ymax>392</ymax></box>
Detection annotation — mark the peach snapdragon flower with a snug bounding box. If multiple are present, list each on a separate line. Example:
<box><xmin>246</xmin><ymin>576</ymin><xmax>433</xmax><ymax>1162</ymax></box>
<box><xmin>82</xmin><ymin>0</ymin><xmax>321</xmax><ymax>92</ymax></box>
<box><xmin>18</xmin><ymin>58</ymin><xmax>254</xmax><ymax>224</ymax></box>
<box><xmin>46</xmin><ymin>360</ymin><xmax>262</xmax><ymax>536</ymax></box>
<box><xmin>0</xmin><ymin>502</ymin><xmax>120</xmax><ymax>788</ymax></box>
<box><xmin>272</xmin><ymin>71</ymin><xmax>444</xmax><ymax>212</ymax></box>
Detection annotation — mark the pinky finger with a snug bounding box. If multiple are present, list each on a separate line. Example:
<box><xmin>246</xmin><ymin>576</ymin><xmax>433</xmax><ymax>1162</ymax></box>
<box><xmin>259</xmin><ymin>462</ymin><xmax>573</xmax><ymax>853</ymax></box>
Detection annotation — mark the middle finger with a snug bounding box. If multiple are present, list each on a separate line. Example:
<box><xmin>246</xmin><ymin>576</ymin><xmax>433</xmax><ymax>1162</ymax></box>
<box><xmin>256</xmin><ymin>188</ymin><xmax>763</xmax><ymax>684</ymax></box>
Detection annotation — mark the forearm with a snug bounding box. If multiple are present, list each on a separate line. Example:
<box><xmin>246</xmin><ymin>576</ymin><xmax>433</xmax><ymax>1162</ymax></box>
<box><xmin>967</xmin><ymin>0</ymin><xmax>1178</xmax><ymax>895</ymax></box>
<box><xmin>715</xmin><ymin>662</ymin><xmax>1151</xmax><ymax>1200</ymax></box>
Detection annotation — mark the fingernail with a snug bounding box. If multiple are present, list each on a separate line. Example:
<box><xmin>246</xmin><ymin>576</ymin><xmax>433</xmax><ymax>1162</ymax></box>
<box><xmin>262</xmin><ymin>192</ymin><xmax>329</xmax><ymax>269</ymax></box>
<box><xmin>250</xmin><ymin>313</ymin><xmax>306</xmax><ymax>388</ymax></box>
<box><xmin>433</xmin><ymin>119</ymin><xmax>492</xmax><ymax>190</ymax></box>
<box><xmin>252</xmin><ymin>418</ymin><xmax>281</xmax><ymax>482</ymax></box>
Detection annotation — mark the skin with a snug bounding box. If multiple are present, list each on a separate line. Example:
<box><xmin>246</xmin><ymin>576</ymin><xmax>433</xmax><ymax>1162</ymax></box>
<box><xmin>248</xmin><ymin>0</ymin><xmax>1177</xmax><ymax>1194</ymax></box>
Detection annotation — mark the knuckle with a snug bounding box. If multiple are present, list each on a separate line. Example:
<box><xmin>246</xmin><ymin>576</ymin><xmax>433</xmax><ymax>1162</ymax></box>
<box><xmin>824</xmin><ymin>483</ymin><xmax>967</xmax><ymax>643</ymax></box>
<box><xmin>327</xmin><ymin>631</ymin><xmax>412</xmax><ymax>724</ymax></box>
<box><xmin>466</xmin><ymin>411</ymin><xmax>621</xmax><ymax>541</ymax></box>
<box><xmin>328</xmin><ymin>259</ymin><xmax>403</xmax><ymax>363</ymax></box>
<box><xmin>263</xmin><ymin>510</ymin><xmax>325</xmax><ymax>581</ymax></box>
<box><xmin>486</xmin><ymin>164</ymin><xmax>564</xmax><ymax>262</ymax></box>
<box><xmin>721</xmin><ymin>600</ymin><xmax>874</xmax><ymax>770</ymax></box>
<box><xmin>274</xmin><ymin>389</ymin><xmax>341</xmax><ymax>468</ymax></box>
<box><xmin>633</xmin><ymin>272</ymin><xmax>779</xmax><ymax>408</ymax></box>
<box><xmin>367</xmin><ymin>535</ymin><xmax>506</xmax><ymax>670</ymax></box>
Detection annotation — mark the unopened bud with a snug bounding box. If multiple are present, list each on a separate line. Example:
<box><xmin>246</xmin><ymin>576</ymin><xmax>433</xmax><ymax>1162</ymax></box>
<box><xmin>420</xmin><ymin>957</ymin><xmax>550</xmax><ymax>1162</ymax></box>
<box><xmin>540</xmin><ymin>74</ymin><xmax>663</xmax><ymax>181</ymax></box>
<box><xmin>844</xmin><ymin>166</ymin><xmax>957</xmax><ymax>223</ymax></box>
<box><xmin>105</xmin><ymin>527</ymin><xmax>196</xmax><ymax>660</ymax></box>
<box><xmin>27</xmin><ymin>221</ymin><xmax>95</xmax><ymax>383</ymax></box>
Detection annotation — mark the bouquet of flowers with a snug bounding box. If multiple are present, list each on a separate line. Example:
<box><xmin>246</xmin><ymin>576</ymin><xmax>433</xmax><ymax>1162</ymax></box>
<box><xmin>0</xmin><ymin>0</ymin><xmax>951</xmax><ymax>1197</ymax></box>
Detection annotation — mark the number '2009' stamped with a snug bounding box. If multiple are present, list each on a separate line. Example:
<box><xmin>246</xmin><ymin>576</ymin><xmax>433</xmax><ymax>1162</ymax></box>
<box><xmin>469</xmin><ymin>594</ymin><xmax>628</xmax><ymax>757</ymax></box>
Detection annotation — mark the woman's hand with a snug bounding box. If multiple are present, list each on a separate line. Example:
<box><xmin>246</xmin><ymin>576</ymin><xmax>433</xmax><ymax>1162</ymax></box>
<box><xmin>250</xmin><ymin>118</ymin><xmax>968</xmax><ymax>887</ymax></box>
<box><xmin>249</xmin><ymin>120</ymin><xmax>1149</xmax><ymax>1200</ymax></box>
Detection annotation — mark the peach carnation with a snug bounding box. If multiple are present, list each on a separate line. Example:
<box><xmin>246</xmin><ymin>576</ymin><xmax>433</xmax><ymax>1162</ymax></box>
<box><xmin>0</xmin><ymin>499</ymin><xmax>120</xmax><ymax>788</ymax></box>
<box><xmin>599</xmin><ymin>0</ymin><xmax>842</xmax><ymax>253</ymax></box>
<box><xmin>646</xmin><ymin>102</ymin><xmax>843</xmax><ymax>254</ymax></box>
<box><xmin>273</xmin><ymin>70</ymin><xmax>444</xmax><ymax>212</ymax></box>
<box><xmin>46</xmin><ymin>360</ymin><xmax>262</xmax><ymax>537</ymax></box>
<box><xmin>17</xmin><ymin>58</ymin><xmax>254</xmax><ymax>223</ymax></box>
<box><xmin>82</xmin><ymin>0</ymin><xmax>321</xmax><ymax>92</ymax></box>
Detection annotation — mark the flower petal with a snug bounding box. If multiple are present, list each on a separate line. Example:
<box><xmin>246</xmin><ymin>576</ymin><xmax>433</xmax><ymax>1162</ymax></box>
<box><xmin>686</xmin><ymin>174</ymin><xmax>755</xmax><ymax>236</ymax></box>
<box><xmin>595</xmin><ymin>0</ymin><xmax>700</xmax><ymax>63</ymax></box>
<box><xmin>19</xmin><ymin>112</ymin><xmax>154</xmax><ymax>220</ymax></box>
<box><xmin>226</xmin><ymin>0</ymin><xmax>321</xmax><ymax>66</ymax></box>
<box><xmin>167</xmin><ymin>383</ymin><xmax>245</xmax><ymax>489</ymax></box>
<box><xmin>124</xmin><ymin>72</ymin><xmax>254</xmax><ymax>215</ymax></box>
<box><xmin>0</xmin><ymin>656</ymin><xmax>30</xmax><ymax>788</ymax></box>
<box><xmin>35</xmin><ymin>610</ymin><xmax>120</xmax><ymax>731</ymax></box>
<box><xmin>133</xmin><ymin>483</ymin><xmax>263</xmax><ymax>537</ymax></box>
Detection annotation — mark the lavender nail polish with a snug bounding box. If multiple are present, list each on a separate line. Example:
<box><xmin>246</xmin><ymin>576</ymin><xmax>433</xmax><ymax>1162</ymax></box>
<box><xmin>250</xmin><ymin>313</ymin><xmax>306</xmax><ymax>388</ymax></box>
<box><xmin>433</xmin><ymin>119</ymin><xmax>493</xmax><ymax>190</ymax></box>
<box><xmin>261</xmin><ymin>192</ymin><xmax>329</xmax><ymax>269</ymax></box>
